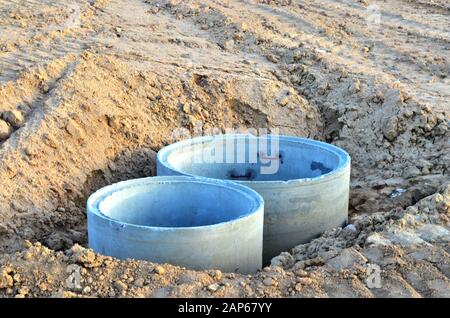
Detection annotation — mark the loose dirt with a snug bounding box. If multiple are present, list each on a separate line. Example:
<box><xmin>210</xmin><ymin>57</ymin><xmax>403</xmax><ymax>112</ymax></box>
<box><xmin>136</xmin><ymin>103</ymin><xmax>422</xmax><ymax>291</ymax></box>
<box><xmin>0</xmin><ymin>0</ymin><xmax>448</xmax><ymax>297</ymax></box>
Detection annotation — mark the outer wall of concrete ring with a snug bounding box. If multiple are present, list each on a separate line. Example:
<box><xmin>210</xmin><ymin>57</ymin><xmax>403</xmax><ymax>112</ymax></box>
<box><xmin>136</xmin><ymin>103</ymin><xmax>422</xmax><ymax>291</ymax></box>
<box><xmin>87</xmin><ymin>176</ymin><xmax>264</xmax><ymax>274</ymax></box>
<box><xmin>157</xmin><ymin>135</ymin><xmax>351</xmax><ymax>264</ymax></box>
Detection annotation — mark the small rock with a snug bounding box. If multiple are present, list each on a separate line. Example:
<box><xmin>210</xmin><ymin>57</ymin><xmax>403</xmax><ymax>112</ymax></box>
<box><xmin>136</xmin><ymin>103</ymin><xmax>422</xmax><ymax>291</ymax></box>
<box><xmin>266</xmin><ymin>53</ymin><xmax>279</xmax><ymax>63</ymax></box>
<box><xmin>222</xmin><ymin>39</ymin><xmax>234</xmax><ymax>51</ymax></box>
<box><xmin>263</xmin><ymin>277</ymin><xmax>274</xmax><ymax>286</ymax></box>
<box><xmin>0</xmin><ymin>119</ymin><xmax>13</xmax><ymax>140</ymax></box>
<box><xmin>149</xmin><ymin>7</ymin><xmax>160</xmax><ymax>14</ymax></box>
<box><xmin>433</xmin><ymin>122</ymin><xmax>448</xmax><ymax>135</ymax></box>
<box><xmin>65</xmin><ymin>120</ymin><xmax>84</xmax><ymax>140</ymax></box>
<box><xmin>389</xmin><ymin>188</ymin><xmax>406</xmax><ymax>198</ymax></box>
<box><xmin>15</xmin><ymin>286</ymin><xmax>29</xmax><ymax>298</ymax></box>
<box><xmin>239</xmin><ymin>22</ymin><xmax>249</xmax><ymax>32</ymax></box>
<box><xmin>207</xmin><ymin>283</ymin><xmax>220</xmax><ymax>292</ymax></box>
<box><xmin>226</xmin><ymin>273</ymin><xmax>235</xmax><ymax>279</ymax></box>
<box><xmin>383</xmin><ymin>117</ymin><xmax>399</xmax><ymax>141</ymax></box>
<box><xmin>211</xmin><ymin>270</ymin><xmax>222</xmax><ymax>281</ymax></box>
<box><xmin>297</xmin><ymin>277</ymin><xmax>313</xmax><ymax>285</ymax></box>
<box><xmin>114</xmin><ymin>280</ymin><xmax>128</xmax><ymax>292</ymax></box>
<box><xmin>154</xmin><ymin>266</ymin><xmax>165</xmax><ymax>275</ymax></box>
<box><xmin>315</xmin><ymin>48</ymin><xmax>327</xmax><ymax>54</ymax></box>
<box><xmin>2</xmin><ymin>110</ymin><xmax>24</xmax><ymax>128</ymax></box>
<box><xmin>294</xmin><ymin>269</ymin><xmax>308</xmax><ymax>277</ymax></box>
<box><xmin>416</xmin><ymin>224</ymin><xmax>450</xmax><ymax>243</ymax></box>
<box><xmin>182</xmin><ymin>103</ymin><xmax>190</xmax><ymax>114</ymax></box>
<box><xmin>349</xmin><ymin>79</ymin><xmax>361</xmax><ymax>93</ymax></box>
<box><xmin>344</xmin><ymin>224</ymin><xmax>357</xmax><ymax>233</ymax></box>
<box><xmin>0</xmin><ymin>268</ymin><xmax>14</xmax><ymax>289</ymax></box>
<box><xmin>82</xmin><ymin>286</ymin><xmax>91</xmax><ymax>294</ymax></box>
<box><xmin>403</xmin><ymin>166</ymin><xmax>421</xmax><ymax>178</ymax></box>
<box><xmin>326</xmin><ymin>248</ymin><xmax>368</xmax><ymax>270</ymax></box>
<box><xmin>278</xmin><ymin>96</ymin><xmax>289</xmax><ymax>107</ymax></box>
<box><xmin>271</xmin><ymin>252</ymin><xmax>295</xmax><ymax>267</ymax></box>
<box><xmin>0</xmin><ymin>223</ymin><xmax>8</xmax><ymax>235</ymax></box>
<box><xmin>70</xmin><ymin>244</ymin><xmax>100</xmax><ymax>267</ymax></box>
<box><xmin>134</xmin><ymin>277</ymin><xmax>145</xmax><ymax>287</ymax></box>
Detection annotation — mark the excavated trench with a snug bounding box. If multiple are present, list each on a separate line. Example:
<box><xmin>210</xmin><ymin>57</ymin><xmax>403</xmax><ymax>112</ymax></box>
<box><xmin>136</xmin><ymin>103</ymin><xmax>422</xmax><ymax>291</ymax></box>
<box><xmin>0</xmin><ymin>55</ymin><xmax>442</xmax><ymax>261</ymax></box>
<box><xmin>0</xmin><ymin>51</ymin><xmax>445</xmax><ymax>272</ymax></box>
<box><xmin>48</xmin><ymin>147</ymin><xmax>158</xmax><ymax>250</ymax></box>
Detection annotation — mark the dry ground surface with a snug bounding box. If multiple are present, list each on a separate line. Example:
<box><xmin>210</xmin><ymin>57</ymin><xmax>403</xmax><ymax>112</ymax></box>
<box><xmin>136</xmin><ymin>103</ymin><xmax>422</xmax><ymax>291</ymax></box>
<box><xmin>0</xmin><ymin>0</ymin><xmax>449</xmax><ymax>297</ymax></box>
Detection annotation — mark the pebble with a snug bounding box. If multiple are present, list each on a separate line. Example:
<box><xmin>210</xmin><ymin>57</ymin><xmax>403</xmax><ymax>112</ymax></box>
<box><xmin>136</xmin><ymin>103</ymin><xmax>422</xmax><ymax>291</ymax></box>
<box><xmin>349</xmin><ymin>79</ymin><xmax>361</xmax><ymax>93</ymax></box>
<box><xmin>2</xmin><ymin>110</ymin><xmax>24</xmax><ymax>128</ymax></box>
<box><xmin>0</xmin><ymin>269</ymin><xmax>14</xmax><ymax>289</ymax></box>
<box><xmin>207</xmin><ymin>283</ymin><xmax>220</xmax><ymax>292</ymax></box>
<box><xmin>266</xmin><ymin>54</ymin><xmax>279</xmax><ymax>63</ymax></box>
<box><xmin>211</xmin><ymin>270</ymin><xmax>222</xmax><ymax>281</ymax></box>
<box><xmin>295</xmin><ymin>269</ymin><xmax>308</xmax><ymax>277</ymax></box>
<box><xmin>344</xmin><ymin>224</ymin><xmax>357</xmax><ymax>233</ymax></box>
<box><xmin>82</xmin><ymin>286</ymin><xmax>91</xmax><ymax>294</ymax></box>
<box><xmin>263</xmin><ymin>277</ymin><xmax>274</xmax><ymax>286</ymax></box>
<box><xmin>114</xmin><ymin>280</ymin><xmax>128</xmax><ymax>292</ymax></box>
<box><xmin>182</xmin><ymin>103</ymin><xmax>190</xmax><ymax>114</ymax></box>
<box><xmin>65</xmin><ymin>120</ymin><xmax>84</xmax><ymax>140</ymax></box>
<box><xmin>223</xmin><ymin>39</ymin><xmax>234</xmax><ymax>51</ymax></box>
<box><xmin>278</xmin><ymin>96</ymin><xmax>289</xmax><ymax>107</ymax></box>
<box><xmin>389</xmin><ymin>188</ymin><xmax>406</xmax><ymax>198</ymax></box>
<box><xmin>239</xmin><ymin>22</ymin><xmax>249</xmax><ymax>32</ymax></box>
<box><xmin>134</xmin><ymin>277</ymin><xmax>145</xmax><ymax>287</ymax></box>
<box><xmin>0</xmin><ymin>119</ymin><xmax>13</xmax><ymax>140</ymax></box>
<box><xmin>297</xmin><ymin>277</ymin><xmax>313</xmax><ymax>285</ymax></box>
<box><xmin>383</xmin><ymin>117</ymin><xmax>399</xmax><ymax>141</ymax></box>
<box><xmin>154</xmin><ymin>266</ymin><xmax>165</xmax><ymax>275</ymax></box>
<box><xmin>0</xmin><ymin>223</ymin><xmax>8</xmax><ymax>234</ymax></box>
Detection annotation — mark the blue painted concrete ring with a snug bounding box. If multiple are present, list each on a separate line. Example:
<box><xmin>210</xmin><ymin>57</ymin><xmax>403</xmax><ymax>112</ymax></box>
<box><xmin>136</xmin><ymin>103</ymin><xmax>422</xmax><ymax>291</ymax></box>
<box><xmin>157</xmin><ymin>135</ymin><xmax>351</xmax><ymax>263</ymax></box>
<box><xmin>88</xmin><ymin>176</ymin><xmax>264</xmax><ymax>273</ymax></box>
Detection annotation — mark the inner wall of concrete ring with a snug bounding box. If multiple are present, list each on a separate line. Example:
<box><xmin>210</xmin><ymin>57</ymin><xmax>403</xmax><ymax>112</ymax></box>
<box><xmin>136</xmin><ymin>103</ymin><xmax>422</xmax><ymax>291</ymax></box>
<box><xmin>156</xmin><ymin>135</ymin><xmax>351</xmax><ymax>264</ymax></box>
<box><xmin>87</xmin><ymin>176</ymin><xmax>264</xmax><ymax>274</ymax></box>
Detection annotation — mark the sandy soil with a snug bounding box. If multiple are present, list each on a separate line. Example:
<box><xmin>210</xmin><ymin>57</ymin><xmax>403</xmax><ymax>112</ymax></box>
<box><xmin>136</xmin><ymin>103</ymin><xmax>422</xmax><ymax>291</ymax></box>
<box><xmin>0</xmin><ymin>0</ymin><xmax>448</xmax><ymax>297</ymax></box>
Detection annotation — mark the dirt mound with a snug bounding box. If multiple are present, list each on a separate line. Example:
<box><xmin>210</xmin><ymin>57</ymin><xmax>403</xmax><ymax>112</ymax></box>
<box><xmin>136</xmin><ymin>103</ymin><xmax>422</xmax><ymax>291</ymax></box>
<box><xmin>1</xmin><ymin>184</ymin><xmax>449</xmax><ymax>297</ymax></box>
<box><xmin>0</xmin><ymin>0</ymin><xmax>448</xmax><ymax>297</ymax></box>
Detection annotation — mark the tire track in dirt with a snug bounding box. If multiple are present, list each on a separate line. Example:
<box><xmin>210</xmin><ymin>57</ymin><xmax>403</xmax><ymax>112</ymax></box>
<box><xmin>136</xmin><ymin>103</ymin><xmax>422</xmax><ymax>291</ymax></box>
<box><xmin>0</xmin><ymin>0</ymin><xmax>110</xmax><ymax>83</ymax></box>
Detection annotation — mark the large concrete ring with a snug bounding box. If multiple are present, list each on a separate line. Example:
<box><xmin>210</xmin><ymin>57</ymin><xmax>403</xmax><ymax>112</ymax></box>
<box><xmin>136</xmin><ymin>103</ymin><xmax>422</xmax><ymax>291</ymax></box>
<box><xmin>157</xmin><ymin>135</ymin><xmax>351</xmax><ymax>263</ymax></box>
<box><xmin>87</xmin><ymin>176</ymin><xmax>264</xmax><ymax>273</ymax></box>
